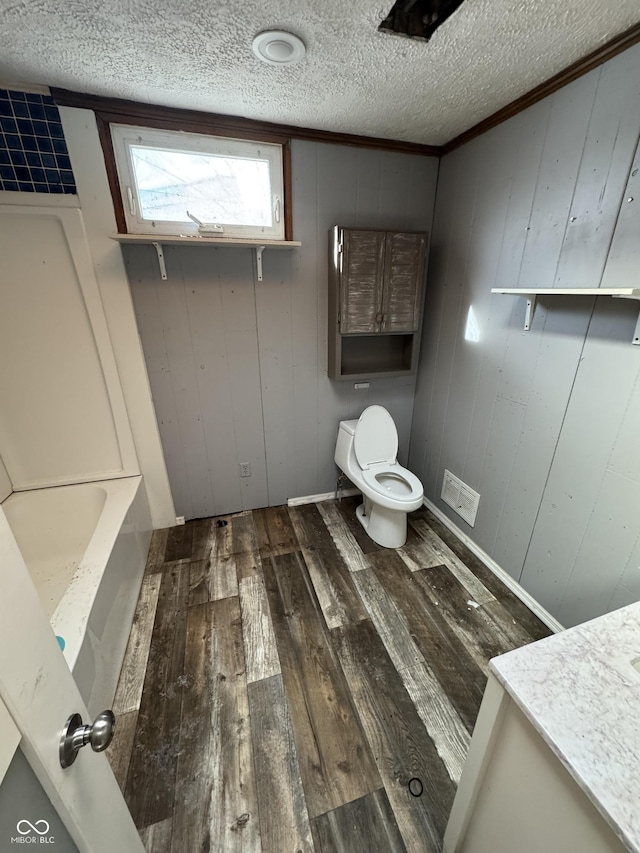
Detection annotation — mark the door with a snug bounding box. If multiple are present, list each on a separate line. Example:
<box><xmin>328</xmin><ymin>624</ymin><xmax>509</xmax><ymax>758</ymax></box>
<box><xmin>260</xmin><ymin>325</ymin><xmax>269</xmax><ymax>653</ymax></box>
<box><xmin>0</xmin><ymin>508</ymin><xmax>144</xmax><ymax>852</ymax></box>
<box><xmin>381</xmin><ymin>231</ymin><xmax>426</xmax><ymax>332</ymax></box>
<box><xmin>339</xmin><ymin>229</ymin><xmax>426</xmax><ymax>335</ymax></box>
<box><xmin>339</xmin><ymin>228</ymin><xmax>386</xmax><ymax>333</ymax></box>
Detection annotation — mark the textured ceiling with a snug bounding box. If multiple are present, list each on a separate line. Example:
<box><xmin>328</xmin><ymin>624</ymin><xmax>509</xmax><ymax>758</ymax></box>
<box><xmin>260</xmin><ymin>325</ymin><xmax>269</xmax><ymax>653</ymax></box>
<box><xmin>0</xmin><ymin>1</ymin><xmax>638</xmax><ymax>145</ymax></box>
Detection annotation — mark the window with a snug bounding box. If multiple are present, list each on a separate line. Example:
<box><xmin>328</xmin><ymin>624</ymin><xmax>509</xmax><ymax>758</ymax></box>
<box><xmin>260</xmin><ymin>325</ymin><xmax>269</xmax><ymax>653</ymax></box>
<box><xmin>111</xmin><ymin>124</ymin><xmax>285</xmax><ymax>239</ymax></box>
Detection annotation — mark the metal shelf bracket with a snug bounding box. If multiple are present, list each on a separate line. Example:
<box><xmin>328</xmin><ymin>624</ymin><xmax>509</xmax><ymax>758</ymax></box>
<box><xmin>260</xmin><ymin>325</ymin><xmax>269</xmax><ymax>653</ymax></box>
<box><xmin>255</xmin><ymin>246</ymin><xmax>266</xmax><ymax>282</ymax></box>
<box><xmin>152</xmin><ymin>242</ymin><xmax>167</xmax><ymax>281</ymax></box>
<box><xmin>524</xmin><ymin>295</ymin><xmax>536</xmax><ymax>331</ymax></box>
<box><xmin>612</xmin><ymin>293</ymin><xmax>640</xmax><ymax>345</ymax></box>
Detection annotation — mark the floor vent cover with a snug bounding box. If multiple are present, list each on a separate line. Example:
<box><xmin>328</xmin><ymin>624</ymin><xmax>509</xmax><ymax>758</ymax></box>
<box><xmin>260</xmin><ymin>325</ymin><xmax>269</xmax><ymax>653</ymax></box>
<box><xmin>441</xmin><ymin>469</ymin><xmax>480</xmax><ymax>527</ymax></box>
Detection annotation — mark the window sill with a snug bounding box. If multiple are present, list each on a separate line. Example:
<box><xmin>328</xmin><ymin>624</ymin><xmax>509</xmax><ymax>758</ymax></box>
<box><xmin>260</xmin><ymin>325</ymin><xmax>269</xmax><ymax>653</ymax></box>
<box><xmin>111</xmin><ymin>233</ymin><xmax>301</xmax><ymax>281</ymax></box>
<box><xmin>111</xmin><ymin>233</ymin><xmax>300</xmax><ymax>248</ymax></box>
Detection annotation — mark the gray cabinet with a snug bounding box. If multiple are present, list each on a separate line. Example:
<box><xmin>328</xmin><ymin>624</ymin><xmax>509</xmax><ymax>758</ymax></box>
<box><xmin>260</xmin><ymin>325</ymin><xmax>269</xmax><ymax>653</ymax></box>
<box><xmin>328</xmin><ymin>226</ymin><xmax>428</xmax><ymax>379</ymax></box>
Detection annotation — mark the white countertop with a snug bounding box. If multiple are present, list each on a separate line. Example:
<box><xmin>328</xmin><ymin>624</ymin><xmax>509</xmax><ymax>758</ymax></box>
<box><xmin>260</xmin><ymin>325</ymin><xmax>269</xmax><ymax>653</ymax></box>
<box><xmin>490</xmin><ymin>602</ymin><xmax>640</xmax><ymax>853</ymax></box>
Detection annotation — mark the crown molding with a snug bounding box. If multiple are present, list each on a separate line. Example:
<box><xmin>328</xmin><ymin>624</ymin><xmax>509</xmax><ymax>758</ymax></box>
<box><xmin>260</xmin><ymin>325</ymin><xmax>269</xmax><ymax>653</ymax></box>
<box><xmin>50</xmin><ymin>88</ymin><xmax>440</xmax><ymax>157</ymax></box>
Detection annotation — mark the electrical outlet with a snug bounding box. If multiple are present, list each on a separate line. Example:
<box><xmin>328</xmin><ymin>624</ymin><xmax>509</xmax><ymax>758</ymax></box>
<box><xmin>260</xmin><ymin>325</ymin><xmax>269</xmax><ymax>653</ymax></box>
<box><xmin>239</xmin><ymin>462</ymin><xmax>251</xmax><ymax>478</ymax></box>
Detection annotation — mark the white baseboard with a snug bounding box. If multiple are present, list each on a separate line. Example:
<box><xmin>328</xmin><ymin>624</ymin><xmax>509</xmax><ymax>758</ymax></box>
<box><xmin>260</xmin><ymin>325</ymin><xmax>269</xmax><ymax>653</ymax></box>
<box><xmin>423</xmin><ymin>498</ymin><xmax>564</xmax><ymax>634</ymax></box>
<box><xmin>287</xmin><ymin>488</ymin><xmax>360</xmax><ymax>507</ymax></box>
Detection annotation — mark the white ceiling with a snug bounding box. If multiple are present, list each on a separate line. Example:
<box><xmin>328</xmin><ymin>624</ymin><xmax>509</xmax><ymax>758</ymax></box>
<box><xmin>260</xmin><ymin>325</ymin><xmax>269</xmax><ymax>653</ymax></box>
<box><xmin>0</xmin><ymin>0</ymin><xmax>638</xmax><ymax>146</ymax></box>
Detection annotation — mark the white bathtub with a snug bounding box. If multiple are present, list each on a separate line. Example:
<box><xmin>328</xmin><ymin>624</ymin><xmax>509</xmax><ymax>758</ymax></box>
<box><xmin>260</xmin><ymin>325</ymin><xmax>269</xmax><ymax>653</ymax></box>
<box><xmin>1</xmin><ymin>476</ymin><xmax>152</xmax><ymax>716</ymax></box>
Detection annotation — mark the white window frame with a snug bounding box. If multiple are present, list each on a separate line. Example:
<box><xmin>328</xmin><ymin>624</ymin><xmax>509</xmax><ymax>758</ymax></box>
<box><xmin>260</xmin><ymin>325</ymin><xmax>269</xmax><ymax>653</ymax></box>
<box><xmin>110</xmin><ymin>124</ymin><xmax>285</xmax><ymax>240</ymax></box>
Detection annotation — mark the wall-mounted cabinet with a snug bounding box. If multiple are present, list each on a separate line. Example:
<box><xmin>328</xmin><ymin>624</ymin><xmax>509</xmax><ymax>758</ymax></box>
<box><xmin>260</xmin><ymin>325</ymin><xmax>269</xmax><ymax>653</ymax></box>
<box><xmin>328</xmin><ymin>226</ymin><xmax>428</xmax><ymax>380</ymax></box>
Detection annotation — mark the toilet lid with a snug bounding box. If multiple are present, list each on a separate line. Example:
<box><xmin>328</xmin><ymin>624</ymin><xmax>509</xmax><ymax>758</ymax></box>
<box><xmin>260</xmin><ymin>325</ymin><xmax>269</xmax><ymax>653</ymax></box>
<box><xmin>354</xmin><ymin>405</ymin><xmax>398</xmax><ymax>469</ymax></box>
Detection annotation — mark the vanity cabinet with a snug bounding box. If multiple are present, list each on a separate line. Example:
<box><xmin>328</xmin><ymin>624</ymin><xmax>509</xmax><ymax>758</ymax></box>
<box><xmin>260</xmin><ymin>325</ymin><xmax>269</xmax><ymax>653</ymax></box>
<box><xmin>444</xmin><ymin>675</ymin><xmax>626</xmax><ymax>853</ymax></box>
<box><xmin>328</xmin><ymin>226</ymin><xmax>428</xmax><ymax>380</ymax></box>
<box><xmin>446</xmin><ymin>601</ymin><xmax>640</xmax><ymax>853</ymax></box>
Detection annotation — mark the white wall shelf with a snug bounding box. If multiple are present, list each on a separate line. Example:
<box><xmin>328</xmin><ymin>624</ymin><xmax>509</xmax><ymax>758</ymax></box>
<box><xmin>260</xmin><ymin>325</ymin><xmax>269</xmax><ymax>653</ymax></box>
<box><xmin>111</xmin><ymin>233</ymin><xmax>301</xmax><ymax>282</ymax></box>
<box><xmin>491</xmin><ymin>288</ymin><xmax>640</xmax><ymax>344</ymax></box>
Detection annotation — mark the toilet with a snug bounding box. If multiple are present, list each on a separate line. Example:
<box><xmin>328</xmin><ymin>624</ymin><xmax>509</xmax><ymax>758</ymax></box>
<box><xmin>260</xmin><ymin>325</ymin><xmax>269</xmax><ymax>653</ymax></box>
<box><xmin>334</xmin><ymin>405</ymin><xmax>424</xmax><ymax>548</ymax></box>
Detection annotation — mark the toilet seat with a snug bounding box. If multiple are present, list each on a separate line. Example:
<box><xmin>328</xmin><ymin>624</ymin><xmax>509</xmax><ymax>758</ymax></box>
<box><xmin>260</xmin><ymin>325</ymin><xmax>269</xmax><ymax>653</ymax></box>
<box><xmin>361</xmin><ymin>462</ymin><xmax>423</xmax><ymax>503</ymax></box>
<box><xmin>354</xmin><ymin>405</ymin><xmax>398</xmax><ymax>469</ymax></box>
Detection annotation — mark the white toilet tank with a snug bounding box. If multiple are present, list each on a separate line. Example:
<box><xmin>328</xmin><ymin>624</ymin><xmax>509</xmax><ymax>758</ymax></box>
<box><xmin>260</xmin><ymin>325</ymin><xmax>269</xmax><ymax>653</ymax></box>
<box><xmin>335</xmin><ymin>419</ymin><xmax>358</xmax><ymax>472</ymax></box>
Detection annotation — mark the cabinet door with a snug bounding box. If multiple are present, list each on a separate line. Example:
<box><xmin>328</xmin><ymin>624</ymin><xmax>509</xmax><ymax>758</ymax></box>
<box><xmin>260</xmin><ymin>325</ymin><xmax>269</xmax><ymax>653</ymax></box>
<box><xmin>381</xmin><ymin>232</ymin><xmax>426</xmax><ymax>332</ymax></box>
<box><xmin>340</xmin><ymin>229</ymin><xmax>386</xmax><ymax>334</ymax></box>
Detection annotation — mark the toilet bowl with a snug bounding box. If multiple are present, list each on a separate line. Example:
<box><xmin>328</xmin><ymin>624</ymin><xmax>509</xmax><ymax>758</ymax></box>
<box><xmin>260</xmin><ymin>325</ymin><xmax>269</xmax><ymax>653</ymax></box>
<box><xmin>334</xmin><ymin>405</ymin><xmax>424</xmax><ymax>548</ymax></box>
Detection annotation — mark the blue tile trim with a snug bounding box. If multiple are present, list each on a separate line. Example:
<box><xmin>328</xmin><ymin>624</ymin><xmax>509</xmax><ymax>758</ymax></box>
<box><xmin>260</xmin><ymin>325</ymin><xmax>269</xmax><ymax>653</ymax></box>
<box><xmin>0</xmin><ymin>90</ymin><xmax>76</xmax><ymax>194</ymax></box>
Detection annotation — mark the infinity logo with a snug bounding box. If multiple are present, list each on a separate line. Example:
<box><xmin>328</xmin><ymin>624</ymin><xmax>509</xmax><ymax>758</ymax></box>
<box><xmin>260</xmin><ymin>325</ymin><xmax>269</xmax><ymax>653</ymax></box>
<box><xmin>16</xmin><ymin>820</ymin><xmax>50</xmax><ymax>836</ymax></box>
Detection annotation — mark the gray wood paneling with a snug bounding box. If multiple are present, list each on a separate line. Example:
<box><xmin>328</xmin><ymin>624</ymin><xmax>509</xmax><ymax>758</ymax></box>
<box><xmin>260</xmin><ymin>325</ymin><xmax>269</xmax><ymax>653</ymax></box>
<box><xmin>254</xmin><ymin>247</ymin><xmax>296</xmax><ymax>507</ymax></box>
<box><xmin>489</xmin><ymin>298</ymin><xmax>593</xmax><ymax>573</ymax></box>
<box><xmin>354</xmin><ymin>148</ymin><xmax>383</xmax><ymax>229</ymax></box>
<box><xmin>607</xmin><ymin>530</ymin><xmax>640</xmax><ymax>614</ymax></box>
<box><xmin>289</xmin><ymin>140</ymin><xmax>323</xmax><ymax>499</ymax></box>
<box><xmin>473</xmin><ymin>395</ymin><xmax>525</xmax><ymax>563</ymax></box>
<box><xmin>410</xmin><ymin>42</ymin><xmax>640</xmax><ymax>627</ymax></box>
<box><xmin>557</xmin><ymin>470</ymin><xmax>640</xmax><ymax>627</ymax></box>
<box><xmin>554</xmin><ymin>48</ymin><xmax>640</xmax><ymax>290</ymax></box>
<box><xmin>428</xmin><ymin>123</ymin><xmax>521</xmax><ymax>514</ymax></box>
<box><xmin>128</xmin><ymin>256</ymin><xmax>193</xmax><ymax>518</ymax></box>
<box><xmin>520</xmin><ymin>298</ymin><xmax>640</xmax><ymax>624</ymax></box>
<box><xmin>600</xmin><ymin>108</ymin><xmax>640</xmax><ymax>289</ymax></box>
<box><xmin>128</xmin><ymin>141</ymin><xmax>437</xmax><ymax>518</ymax></box>
<box><xmin>420</xmin><ymin>145</ymin><xmax>481</xmax><ymax>502</ymax></box>
<box><xmin>455</xmin><ymin>98</ymin><xmax>552</xmax><ymax>506</ymax></box>
<box><xmin>188</xmin><ymin>246</ymin><xmax>269</xmax><ymax>512</ymax></box>
<box><xmin>517</xmin><ymin>73</ymin><xmax>599</xmax><ymax>291</ymax></box>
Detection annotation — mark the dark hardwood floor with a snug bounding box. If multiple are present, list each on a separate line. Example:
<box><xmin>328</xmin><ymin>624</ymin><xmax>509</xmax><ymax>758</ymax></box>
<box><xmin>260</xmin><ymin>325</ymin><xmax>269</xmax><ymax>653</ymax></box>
<box><xmin>108</xmin><ymin>497</ymin><xmax>551</xmax><ymax>853</ymax></box>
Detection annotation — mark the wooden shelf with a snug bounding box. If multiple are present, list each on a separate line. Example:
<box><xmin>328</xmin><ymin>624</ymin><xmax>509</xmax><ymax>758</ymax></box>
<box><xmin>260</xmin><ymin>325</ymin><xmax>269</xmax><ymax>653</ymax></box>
<box><xmin>492</xmin><ymin>288</ymin><xmax>640</xmax><ymax>298</ymax></box>
<box><xmin>491</xmin><ymin>288</ymin><xmax>640</xmax><ymax>343</ymax></box>
<box><xmin>111</xmin><ymin>233</ymin><xmax>301</xmax><ymax>281</ymax></box>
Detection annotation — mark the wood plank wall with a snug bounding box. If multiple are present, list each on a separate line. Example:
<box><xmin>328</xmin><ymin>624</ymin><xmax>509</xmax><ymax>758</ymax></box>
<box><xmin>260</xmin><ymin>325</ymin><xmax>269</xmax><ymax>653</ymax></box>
<box><xmin>126</xmin><ymin>142</ymin><xmax>438</xmax><ymax>520</ymax></box>
<box><xmin>409</xmin><ymin>43</ymin><xmax>640</xmax><ymax>629</ymax></box>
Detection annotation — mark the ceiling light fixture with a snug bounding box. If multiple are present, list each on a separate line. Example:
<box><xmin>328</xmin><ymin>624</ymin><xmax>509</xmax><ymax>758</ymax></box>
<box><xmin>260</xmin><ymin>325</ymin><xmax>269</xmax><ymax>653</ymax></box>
<box><xmin>252</xmin><ymin>31</ymin><xmax>306</xmax><ymax>66</ymax></box>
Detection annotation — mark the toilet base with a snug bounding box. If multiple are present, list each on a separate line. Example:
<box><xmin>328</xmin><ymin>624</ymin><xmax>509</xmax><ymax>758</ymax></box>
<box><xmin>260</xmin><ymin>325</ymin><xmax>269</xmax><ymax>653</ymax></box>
<box><xmin>356</xmin><ymin>496</ymin><xmax>408</xmax><ymax>549</ymax></box>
